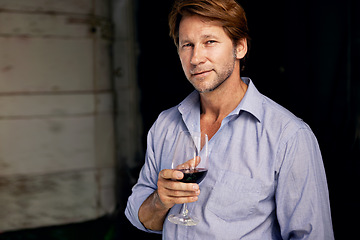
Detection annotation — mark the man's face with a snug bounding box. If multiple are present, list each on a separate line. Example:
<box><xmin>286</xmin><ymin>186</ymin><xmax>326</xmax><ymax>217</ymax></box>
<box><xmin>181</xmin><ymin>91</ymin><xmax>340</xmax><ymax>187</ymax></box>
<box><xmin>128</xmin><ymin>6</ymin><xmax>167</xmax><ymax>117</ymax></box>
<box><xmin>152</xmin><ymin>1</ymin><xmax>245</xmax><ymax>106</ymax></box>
<box><xmin>178</xmin><ymin>14</ymin><xmax>239</xmax><ymax>93</ymax></box>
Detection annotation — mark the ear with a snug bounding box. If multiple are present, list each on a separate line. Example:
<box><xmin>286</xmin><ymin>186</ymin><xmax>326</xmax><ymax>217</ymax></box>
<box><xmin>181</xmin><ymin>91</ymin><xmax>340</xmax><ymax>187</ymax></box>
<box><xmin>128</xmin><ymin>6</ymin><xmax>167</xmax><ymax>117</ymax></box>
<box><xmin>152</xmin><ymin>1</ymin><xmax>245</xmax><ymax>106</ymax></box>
<box><xmin>235</xmin><ymin>38</ymin><xmax>247</xmax><ymax>60</ymax></box>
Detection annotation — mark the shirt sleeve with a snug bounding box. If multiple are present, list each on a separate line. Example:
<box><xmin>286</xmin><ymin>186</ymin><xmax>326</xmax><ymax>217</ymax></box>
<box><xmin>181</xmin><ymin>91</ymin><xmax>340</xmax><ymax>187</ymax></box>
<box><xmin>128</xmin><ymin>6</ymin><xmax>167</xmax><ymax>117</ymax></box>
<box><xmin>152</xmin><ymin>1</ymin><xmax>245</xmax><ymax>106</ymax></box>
<box><xmin>124</xmin><ymin>125</ymin><xmax>162</xmax><ymax>234</ymax></box>
<box><xmin>275</xmin><ymin>128</ymin><xmax>334</xmax><ymax>240</ymax></box>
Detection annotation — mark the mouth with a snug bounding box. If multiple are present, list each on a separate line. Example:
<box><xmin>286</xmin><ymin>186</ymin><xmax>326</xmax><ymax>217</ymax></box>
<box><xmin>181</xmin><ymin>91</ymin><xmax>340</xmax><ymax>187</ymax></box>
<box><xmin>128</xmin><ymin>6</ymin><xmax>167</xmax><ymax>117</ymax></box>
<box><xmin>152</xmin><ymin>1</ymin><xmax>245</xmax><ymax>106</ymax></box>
<box><xmin>191</xmin><ymin>70</ymin><xmax>213</xmax><ymax>77</ymax></box>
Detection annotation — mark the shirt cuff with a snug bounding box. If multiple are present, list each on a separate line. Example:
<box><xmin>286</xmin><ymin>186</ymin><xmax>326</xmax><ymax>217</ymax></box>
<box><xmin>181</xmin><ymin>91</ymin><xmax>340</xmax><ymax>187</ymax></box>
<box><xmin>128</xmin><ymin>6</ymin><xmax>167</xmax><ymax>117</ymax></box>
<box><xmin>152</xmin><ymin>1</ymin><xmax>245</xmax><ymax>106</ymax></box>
<box><xmin>124</xmin><ymin>190</ymin><xmax>163</xmax><ymax>234</ymax></box>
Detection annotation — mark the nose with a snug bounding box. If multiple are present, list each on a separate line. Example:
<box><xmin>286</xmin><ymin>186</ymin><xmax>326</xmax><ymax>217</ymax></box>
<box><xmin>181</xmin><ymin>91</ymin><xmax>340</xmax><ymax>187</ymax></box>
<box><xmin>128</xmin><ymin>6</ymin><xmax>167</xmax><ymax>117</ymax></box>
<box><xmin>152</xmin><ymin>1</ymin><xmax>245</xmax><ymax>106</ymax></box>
<box><xmin>190</xmin><ymin>45</ymin><xmax>206</xmax><ymax>66</ymax></box>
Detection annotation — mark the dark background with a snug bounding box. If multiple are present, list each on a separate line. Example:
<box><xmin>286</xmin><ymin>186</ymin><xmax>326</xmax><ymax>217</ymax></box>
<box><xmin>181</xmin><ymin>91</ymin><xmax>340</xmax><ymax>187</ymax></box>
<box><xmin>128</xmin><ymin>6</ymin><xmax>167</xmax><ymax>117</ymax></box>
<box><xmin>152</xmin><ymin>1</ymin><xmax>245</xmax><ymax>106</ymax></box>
<box><xmin>132</xmin><ymin>0</ymin><xmax>360</xmax><ymax>239</ymax></box>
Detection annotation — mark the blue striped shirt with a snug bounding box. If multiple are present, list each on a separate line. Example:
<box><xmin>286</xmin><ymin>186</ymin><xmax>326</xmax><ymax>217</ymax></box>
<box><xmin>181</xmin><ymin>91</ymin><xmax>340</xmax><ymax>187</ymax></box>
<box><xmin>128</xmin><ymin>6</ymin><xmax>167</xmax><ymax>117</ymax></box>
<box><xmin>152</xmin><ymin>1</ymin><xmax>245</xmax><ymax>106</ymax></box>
<box><xmin>125</xmin><ymin>78</ymin><xmax>334</xmax><ymax>239</ymax></box>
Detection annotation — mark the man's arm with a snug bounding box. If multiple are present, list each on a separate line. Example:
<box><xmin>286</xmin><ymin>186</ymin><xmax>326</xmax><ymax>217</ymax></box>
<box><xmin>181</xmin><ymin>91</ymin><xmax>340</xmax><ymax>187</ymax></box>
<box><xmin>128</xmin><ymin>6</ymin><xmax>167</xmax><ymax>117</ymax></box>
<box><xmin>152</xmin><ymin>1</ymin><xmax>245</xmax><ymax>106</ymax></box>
<box><xmin>275</xmin><ymin>128</ymin><xmax>334</xmax><ymax>239</ymax></box>
<box><xmin>138</xmin><ymin>169</ymin><xmax>200</xmax><ymax>231</ymax></box>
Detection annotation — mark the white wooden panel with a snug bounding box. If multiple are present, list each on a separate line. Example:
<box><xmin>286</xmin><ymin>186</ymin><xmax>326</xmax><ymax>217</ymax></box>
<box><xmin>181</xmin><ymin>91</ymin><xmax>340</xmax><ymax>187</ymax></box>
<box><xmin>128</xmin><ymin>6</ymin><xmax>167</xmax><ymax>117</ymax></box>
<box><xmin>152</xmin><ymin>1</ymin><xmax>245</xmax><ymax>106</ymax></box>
<box><xmin>0</xmin><ymin>94</ymin><xmax>94</xmax><ymax>117</ymax></box>
<box><xmin>0</xmin><ymin>12</ymin><xmax>90</xmax><ymax>38</ymax></box>
<box><xmin>94</xmin><ymin>0</ymin><xmax>111</xmax><ymax>18</ymax></box>
<box><xmin>0</xmin><ymin>0</ymin><xmax>110</xmax><ymax>17</ymax></box>
<box><xmin>97</xmin><ymin>168</ymin><xmax>116</xmax><ymax>213</ymax></box>
<box><xmin>0</xmin><ymin>170</ymin><xmax>98</xmax><ymax>231</ymax></box>
<box><xmin>95</xmin><ymin>93</ymin><xmax>113</xmax><ymax>113</ymax></box>
<box><xmin>0</xmin><ymin>0</ymin><xmax>114</xmax><ymax>231</ymax></box>
<box><xmin>0</xmin><ymin>37</ymin><xmax>93</xmax><ymax>93</ymax></box>
<box><xmin>113</xmin><ymin>0</ymin><xmax>134</xmax><ymax>41</ymax></box>
<box><xmin>94</xmin><ymin>40</ymin><xmax>112</xmax><ymax>91</ymax></box>
<box><xmin>114</xmin><ymin>40</ymin><xmax>134</xmax><ymax>88</ymax></box>
<box><xmin>0</xmin><ymin>0</ymin><xmax>92</xmax><ymax>15</ymax></box>
<box><xmin>0</xmin><ymin>117</ymin><xmax>95</xmax><ymax>176</ymax></box>
<box><xmin>95</xmin><ymin>114</ymin><xmax>115</xmax><ymax>168</ymax></box>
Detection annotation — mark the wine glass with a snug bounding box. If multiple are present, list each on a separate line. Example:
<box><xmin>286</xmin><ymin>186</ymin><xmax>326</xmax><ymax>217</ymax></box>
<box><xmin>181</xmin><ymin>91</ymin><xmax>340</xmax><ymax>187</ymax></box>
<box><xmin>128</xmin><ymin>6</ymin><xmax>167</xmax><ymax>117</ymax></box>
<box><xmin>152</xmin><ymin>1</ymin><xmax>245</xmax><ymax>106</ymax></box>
<box><xmin>167</xmin><ymin>131</ymin><xmax>209</xmax><ymax>226</ymax></box>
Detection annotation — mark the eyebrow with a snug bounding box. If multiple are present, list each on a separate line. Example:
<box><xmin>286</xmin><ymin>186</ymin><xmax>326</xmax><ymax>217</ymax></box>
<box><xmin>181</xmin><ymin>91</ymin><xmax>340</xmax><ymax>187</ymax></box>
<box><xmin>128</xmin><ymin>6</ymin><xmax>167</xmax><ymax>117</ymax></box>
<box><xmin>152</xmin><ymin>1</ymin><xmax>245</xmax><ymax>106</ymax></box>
<box><xmin>201</xmin><ymin>34</ymin><xmax>218</xmax><ymax>40</ymax></box>
<box><xmin>179</xmin><ymin>34</ymin><xmax>219</xmax><ymax>45</ymax></box>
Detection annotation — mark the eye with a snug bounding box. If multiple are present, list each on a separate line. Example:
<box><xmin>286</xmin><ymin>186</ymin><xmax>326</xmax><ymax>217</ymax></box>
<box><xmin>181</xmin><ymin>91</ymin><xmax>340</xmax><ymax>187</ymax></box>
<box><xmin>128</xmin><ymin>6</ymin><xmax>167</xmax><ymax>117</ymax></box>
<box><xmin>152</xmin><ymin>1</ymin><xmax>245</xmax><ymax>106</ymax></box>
<box><xmin>206</xmin><ymin>40</ymin><xmax>217</xmax><ymax>45</ymax></box>
<box><xmin>182</xmin><ymin>43</ymin><xmax>193</xmax><ymax>48</ymax></box>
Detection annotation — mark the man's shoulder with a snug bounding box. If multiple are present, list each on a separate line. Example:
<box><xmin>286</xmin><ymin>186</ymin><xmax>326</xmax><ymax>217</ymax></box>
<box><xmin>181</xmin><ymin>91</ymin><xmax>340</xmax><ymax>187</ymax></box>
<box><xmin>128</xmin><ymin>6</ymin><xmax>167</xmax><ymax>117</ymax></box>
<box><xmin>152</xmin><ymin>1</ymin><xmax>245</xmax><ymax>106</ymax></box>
<box><xmin>150</xmin><ymin>105</ymin><xmax>182</xmax><ymax>135</ymax></box>
<box><xmin>242</xmin><ymin>79</ymin><xmax>308</xmax><ymax>132</ymax></box>
<box><xmin>260</xmin><ymin>95</ymin><xmax>312</xmax><ymax>139</ymax></box>
<box><xmin>157</xmin><ymin>105</ymin><xmax>181</xmax><ymax>122</ymax></box>
<box><xmin>154</xmin><ymin>91</ymin><xmax>198</xmax><ymax>126</ymax></box>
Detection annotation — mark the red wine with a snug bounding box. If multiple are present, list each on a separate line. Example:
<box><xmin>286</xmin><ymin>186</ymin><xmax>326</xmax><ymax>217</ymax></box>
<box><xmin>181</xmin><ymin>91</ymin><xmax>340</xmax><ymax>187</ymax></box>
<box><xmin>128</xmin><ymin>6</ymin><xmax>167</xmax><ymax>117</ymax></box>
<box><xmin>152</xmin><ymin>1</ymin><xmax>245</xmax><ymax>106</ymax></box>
<box><xmin>178</xmin><ymin>168</ymin><xmax>208</xmax><ymax>184</ymax></box>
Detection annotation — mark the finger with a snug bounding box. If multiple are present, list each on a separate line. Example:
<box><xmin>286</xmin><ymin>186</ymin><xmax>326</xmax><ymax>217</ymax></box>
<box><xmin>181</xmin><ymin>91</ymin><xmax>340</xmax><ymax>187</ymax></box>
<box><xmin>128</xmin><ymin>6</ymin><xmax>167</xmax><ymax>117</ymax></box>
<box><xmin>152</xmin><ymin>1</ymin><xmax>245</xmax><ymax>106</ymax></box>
<box><xmin>176</xmin><ymin>156</ymin><xmax>201</xmax><ymax>169</ymax></box>
<box><xmin>157</xmin><ymin>184</ymin><xmax>199</xmax><ymax>208</ymax></box>
<box><xmin>194</xmin><ymin>156</ymin><xmax>201</xmax><ymax>166</ymax></box>
<box><xmin>166</xmin><ymin>188</ymin><xmax>200</xmax><ymax>198</ymax></box>
<box><xmin>159</xmin><ymin>169</ymin><xmax>183</xmax><ymax>180</ymax></box>
<box><xmin>161</xmin><ymin>179</ymin><xmax>199</xmax><ymax>192</ymax></box>
<box><xmin>162</xmin><ymin>196</ymin><xmax>199</xmax><ymax>205</ymax></box>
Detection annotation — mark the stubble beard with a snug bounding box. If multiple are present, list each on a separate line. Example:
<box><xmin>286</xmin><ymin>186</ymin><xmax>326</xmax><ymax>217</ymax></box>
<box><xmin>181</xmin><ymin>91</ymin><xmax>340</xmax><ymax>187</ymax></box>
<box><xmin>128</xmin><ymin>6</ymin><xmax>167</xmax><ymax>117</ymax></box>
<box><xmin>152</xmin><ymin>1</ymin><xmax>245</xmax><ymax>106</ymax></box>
<box><xmin>188</xmin><ymin>50</ymin><xmax>237</xmax><ymax>93</ymax></box>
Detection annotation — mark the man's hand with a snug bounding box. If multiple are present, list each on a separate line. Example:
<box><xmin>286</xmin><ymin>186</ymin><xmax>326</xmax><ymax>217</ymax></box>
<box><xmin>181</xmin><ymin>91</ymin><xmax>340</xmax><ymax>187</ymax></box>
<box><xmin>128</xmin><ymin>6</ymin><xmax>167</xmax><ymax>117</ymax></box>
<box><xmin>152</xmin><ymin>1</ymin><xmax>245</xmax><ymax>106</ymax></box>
<box><xmin>138</xmin><ymin>167</ymin><xmax>200</xmax><ymax>231</ymax></box>
<box><xmin>156</xmin><ymin>168</ymin><xmax>200</xmax><ymax>209</ymax></box>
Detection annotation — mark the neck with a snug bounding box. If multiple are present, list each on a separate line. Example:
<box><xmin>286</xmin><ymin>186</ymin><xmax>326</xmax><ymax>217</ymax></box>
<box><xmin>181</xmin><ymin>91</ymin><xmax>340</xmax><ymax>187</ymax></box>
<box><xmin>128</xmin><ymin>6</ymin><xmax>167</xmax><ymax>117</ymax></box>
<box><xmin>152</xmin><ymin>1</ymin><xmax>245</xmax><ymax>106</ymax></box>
<box><xmin>200</xmin><ymin>74</ymin><xmax>247</xmax><ymax>122</ymax></box>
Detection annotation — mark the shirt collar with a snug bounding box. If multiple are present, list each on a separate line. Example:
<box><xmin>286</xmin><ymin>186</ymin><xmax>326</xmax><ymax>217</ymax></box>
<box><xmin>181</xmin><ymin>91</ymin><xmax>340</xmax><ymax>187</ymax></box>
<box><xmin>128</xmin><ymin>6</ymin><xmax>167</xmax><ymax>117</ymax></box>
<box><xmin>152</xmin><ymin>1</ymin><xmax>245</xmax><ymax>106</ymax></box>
<box><xmin>178</xmin><ymin>77</ymin><xmax>264</xmax><ymax>123</ymax></box>
<box><xmin>178</xmin><ymin>90</ymin><xmax>199</xmax><ymax>115</ymax></box>
<box><xmin>233</xmin><ymin>77</ymin><xmax>263</xmax><ymax>122</ymax></box>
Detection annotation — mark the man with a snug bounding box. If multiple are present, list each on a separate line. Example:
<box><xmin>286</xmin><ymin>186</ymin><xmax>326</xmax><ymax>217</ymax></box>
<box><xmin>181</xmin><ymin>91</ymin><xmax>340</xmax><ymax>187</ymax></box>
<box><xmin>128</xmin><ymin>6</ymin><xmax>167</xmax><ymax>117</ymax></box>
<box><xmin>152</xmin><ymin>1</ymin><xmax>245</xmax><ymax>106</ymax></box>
<box><xmin>125</xmin><ymin>0</ymin><xmax>334</xmax><ymax>239</ymax></box>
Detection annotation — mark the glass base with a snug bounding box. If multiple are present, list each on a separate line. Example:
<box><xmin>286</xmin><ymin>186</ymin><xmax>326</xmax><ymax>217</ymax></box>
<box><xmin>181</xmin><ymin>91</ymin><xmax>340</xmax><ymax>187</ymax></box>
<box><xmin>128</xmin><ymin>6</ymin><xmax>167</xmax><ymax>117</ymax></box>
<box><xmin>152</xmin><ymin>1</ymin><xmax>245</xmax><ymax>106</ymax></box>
<box><xmin>168</xmin><ymin>214</ymin><xmax>199</xmax><ymax>226</ymax></box>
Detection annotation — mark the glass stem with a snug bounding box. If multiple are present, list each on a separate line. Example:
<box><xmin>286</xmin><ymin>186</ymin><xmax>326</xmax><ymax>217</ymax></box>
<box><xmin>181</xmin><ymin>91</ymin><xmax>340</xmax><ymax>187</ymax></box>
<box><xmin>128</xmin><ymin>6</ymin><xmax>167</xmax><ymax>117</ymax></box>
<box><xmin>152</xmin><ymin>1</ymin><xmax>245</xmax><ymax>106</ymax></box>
<box><xmin>181</xmin><ymin>203</ymin><xmax>189</xmax><ymax>217</ymax></box>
